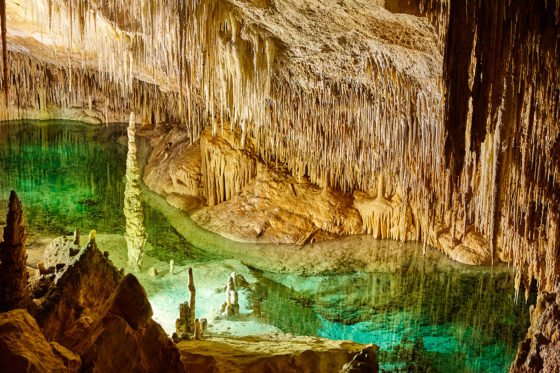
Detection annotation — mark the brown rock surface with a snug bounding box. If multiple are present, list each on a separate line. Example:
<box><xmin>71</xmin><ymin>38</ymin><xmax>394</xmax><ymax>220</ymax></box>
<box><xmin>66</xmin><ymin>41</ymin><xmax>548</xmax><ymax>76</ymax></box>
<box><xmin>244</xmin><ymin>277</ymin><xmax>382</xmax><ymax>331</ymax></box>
<box><xmin>511</xmin><ymin>291</ymin><xmax>560</xmax><ymax>373</ymax></box>
<box><xmin>178</xmin><ymin>334</ymin><xmax>375</xmax><ymax>373</ymax></box>
<box><xmin>31</xmin><ymin>236</ymin><xmax>123</xmax><ymax>341</ymax></box>
<box><xmin>0</xmin><ymin>309</ymin><xmax>81</xmax><ymax>372</ymax></box>
<box><xmin>0</xmin><ymin>191</ymin><xmax>30</xmax><ymax>312</ymax></box>
<box><xmin>65</xmin><ymin>274</ymin><xmax>185</xmax><ymax>373</ymax></box>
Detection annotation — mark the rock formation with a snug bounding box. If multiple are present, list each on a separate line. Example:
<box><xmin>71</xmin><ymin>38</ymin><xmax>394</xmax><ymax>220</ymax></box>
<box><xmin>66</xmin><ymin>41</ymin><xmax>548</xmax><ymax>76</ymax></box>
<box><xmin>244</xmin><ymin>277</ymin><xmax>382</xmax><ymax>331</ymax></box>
<box><xmin>0</xmin><ymin>0</ymin><xmax>557</xmax><ymax>294</ymax></box>
<box><xmin>175</xmin><ymin>267</ymin><xmax>197</xmax><ymax>339</ymax></box>
<box><xmin>124</xmin><ymin>111</ymin><xmax>148</xmax><ymax>271</ymax></box>
<box><xmin>32</xmin><ymin>231</ymin><xmax>123</xmax><ymax>340</ymax></box>
<box><xmin>220</xmin><ymin>273</ymin><xmax>241</xmax><ymax>317</ymax></box>
<box><xmin>0</xmin><ymin>191</ymin><xmax>29</xmax><ymax>312</ymax></box>
<box><xmin>0</xmin><ymin>309</ymin><xmax>81</xmax><ymax>372</ymax></box>
<box><xmin>29</xmin><ymin>230</ymin><xmax>185</xmax><ymax>372</ymax></box>
<box><xmin>512</xmin><ymin>291</ymin><xmax>560</xmax><ymax>372</ymax></box>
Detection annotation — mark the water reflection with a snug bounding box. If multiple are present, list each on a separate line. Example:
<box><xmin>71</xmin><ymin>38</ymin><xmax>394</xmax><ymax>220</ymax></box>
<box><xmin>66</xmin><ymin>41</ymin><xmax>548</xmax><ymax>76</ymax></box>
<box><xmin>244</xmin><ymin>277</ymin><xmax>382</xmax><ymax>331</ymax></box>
<box><xmin>256</xmin><ymin>265</ymin><xmax>532</xmax><ymax>372</ymax></box>
<box><xmin>0</xmin><ymin>121</ymin><xmax>211</xmax><ymax>264</ymax></box>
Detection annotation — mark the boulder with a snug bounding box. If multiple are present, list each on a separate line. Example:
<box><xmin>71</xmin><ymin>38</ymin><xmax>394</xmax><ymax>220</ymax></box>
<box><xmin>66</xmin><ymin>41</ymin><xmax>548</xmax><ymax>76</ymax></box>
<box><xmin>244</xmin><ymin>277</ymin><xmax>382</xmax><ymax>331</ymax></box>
<box><xmin>0</xmin><ymin>309</ymin><xmax>81</xmax><ymax>372</ymax></box>
<box><xmin>511</xmin><ymin>291</ymin><xmax>560</xmax><ymax>372</ymax></box>
<box><xmin>65</xmin><ymin>274</ymin><xmax>185</xmax><ymax>373</ymax></box>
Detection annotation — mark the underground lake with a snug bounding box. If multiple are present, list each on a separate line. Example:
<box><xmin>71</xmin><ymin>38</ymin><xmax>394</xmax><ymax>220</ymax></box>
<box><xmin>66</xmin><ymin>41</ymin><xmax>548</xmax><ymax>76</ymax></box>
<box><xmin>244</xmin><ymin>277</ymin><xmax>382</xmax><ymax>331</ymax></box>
<box><xmin>0</xmin><ymin>121</ymin><xmax>534</xmax><ymax>372</ymax></box>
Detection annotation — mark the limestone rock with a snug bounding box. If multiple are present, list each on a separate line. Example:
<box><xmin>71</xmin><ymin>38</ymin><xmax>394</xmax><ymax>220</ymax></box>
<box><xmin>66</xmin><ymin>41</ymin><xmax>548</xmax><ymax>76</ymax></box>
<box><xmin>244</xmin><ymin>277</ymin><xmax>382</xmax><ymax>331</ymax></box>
<box><xmin>0</xmin><ymin>191</ymin><xmax>29</xmax><ymax>312</ymax></box>
<box><xmin>511</xmin><ymin>291</ymin><xmax>560</xmax><ymax>373</ymax></box>
<box><xmin>124</xmin><ymin>112</ymin><xmax>148</xmax><ymax>271</ymax></box>
<box><xmin>178</xmin><ymin>334</ymin><xmax>376</xmax><ymax>373</ymax></box>
<box><xmin>66</xmin><ymin>274</ymin><xmax>185</xmax><ymax>373</ymax></box>
<box><xmin>0</xmin><ymin>309</ymin><xmax>81</xmax><ymax>372</ymax></box>
<box><xmin>31</xmin><ymin>237</ymin><xmax>123</xmax><ymax>341</ymax></box>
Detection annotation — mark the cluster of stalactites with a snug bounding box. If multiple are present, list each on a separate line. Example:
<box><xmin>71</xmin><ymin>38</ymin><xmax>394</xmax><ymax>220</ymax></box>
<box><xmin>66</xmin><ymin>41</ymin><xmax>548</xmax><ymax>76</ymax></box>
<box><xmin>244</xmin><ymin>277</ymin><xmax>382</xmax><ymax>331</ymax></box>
<box><xmin>2</xmin><ymin>0</ymin><xmax>559</xmax><ymax>298</ymax></box>
<box><xmin>441</xmin><ymin>0</ymin><xmax>560</xmax><ymax>295</ymax></box>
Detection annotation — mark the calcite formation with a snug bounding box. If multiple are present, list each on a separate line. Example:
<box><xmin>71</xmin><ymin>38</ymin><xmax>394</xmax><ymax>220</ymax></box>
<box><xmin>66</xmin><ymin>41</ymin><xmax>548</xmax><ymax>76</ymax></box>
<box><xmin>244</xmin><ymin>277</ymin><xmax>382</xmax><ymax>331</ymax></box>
<box><xmin>0</xmin><ymin>191</ymin><xmax>29</xmax><ymax>312</ymax></box>
<box><xmin>0</xmin><ymin>1</ymin><xmax>559</xmax><ymax>370</ymax></box>
<box><xmin>0</xmin><ymin>0</ymin><xmax>557</xmax><ymax>297</ymax></box>
<box><xmin>220</xmin><ymin>275</ymin><xmax>240</xmax><ymax>317</ymax></box>
<box><xmin>175</xmin><ymin>267</ymin><xmax>197</xmax><ymax>339</ymax></box>
<box><xmin>28</xmin><ymin>229</ymin><xmax>185</xmax><ymax>372</ymax></box>
<box><xmin>512</xmin><ymin>291</ymin><xmax>560</xmax><ymax>372</ymax></box>
<box><xmin>124</xmin><ymin>112</ymin><xmax>148</xmax><ymax>272</ymax></box>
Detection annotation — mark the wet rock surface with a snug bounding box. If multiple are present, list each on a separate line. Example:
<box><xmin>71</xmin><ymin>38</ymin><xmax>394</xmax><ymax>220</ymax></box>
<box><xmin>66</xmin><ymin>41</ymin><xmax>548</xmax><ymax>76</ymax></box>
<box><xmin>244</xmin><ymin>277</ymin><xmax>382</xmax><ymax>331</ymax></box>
<box><xmin>511</xmin><ymin>291</ymin><xmax>560</xmax><ymax>373</ymax></box>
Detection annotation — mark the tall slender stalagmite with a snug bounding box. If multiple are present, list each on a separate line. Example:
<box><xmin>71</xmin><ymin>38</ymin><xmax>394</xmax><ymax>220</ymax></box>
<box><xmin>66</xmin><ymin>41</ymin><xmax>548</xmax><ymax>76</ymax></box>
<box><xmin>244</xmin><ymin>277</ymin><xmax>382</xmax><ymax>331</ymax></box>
<box><xmin>0</xmin><ymin>191</ymin><xmax>29</xmax><ymax>312</ymax></box>
<box><xmin>124</xmin><ymin>112</ymin><xmax>147</xmax><ymax>272</ymax></box>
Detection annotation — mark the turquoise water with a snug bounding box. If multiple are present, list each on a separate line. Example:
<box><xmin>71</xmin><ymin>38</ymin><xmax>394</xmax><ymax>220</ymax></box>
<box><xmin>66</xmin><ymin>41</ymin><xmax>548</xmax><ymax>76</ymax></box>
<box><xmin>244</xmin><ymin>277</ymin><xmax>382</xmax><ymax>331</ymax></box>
<box><xmin>0</xmin><ymin>121</ymin><xmax>212</xmax><ymax>265</ymax></box>
<box><xmin>255</xmin><ymin>270</ymin><xmax>532</xmax><ymax>372</ymax></box>
<box><xmin>0</xmin><ymin>121</ymin><xmax>532</xmax><ymax>372</ymax></box>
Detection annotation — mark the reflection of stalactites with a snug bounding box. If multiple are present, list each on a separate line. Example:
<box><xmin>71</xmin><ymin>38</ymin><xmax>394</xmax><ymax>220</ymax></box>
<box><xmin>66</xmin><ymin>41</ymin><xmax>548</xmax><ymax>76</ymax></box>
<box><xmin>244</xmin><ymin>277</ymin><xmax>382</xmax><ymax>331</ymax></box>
<box><xmin>123</xmin><ymin>112</ymin><xmax>147</xmax><ymax>272</ymax></box>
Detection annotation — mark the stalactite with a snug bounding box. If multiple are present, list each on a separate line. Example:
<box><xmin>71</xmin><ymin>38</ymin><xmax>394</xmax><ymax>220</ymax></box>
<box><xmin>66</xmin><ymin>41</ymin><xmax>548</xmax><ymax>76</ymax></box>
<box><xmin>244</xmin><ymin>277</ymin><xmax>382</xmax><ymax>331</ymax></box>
<box><xmin>0</xmin><ymin>0</ymin><xmax>557</xmax><ymax>294</ymax></box>
<box><xmin>0</xmin><ymin>0</ymin><xmax>7</xmax><ymax>103</ymax></box>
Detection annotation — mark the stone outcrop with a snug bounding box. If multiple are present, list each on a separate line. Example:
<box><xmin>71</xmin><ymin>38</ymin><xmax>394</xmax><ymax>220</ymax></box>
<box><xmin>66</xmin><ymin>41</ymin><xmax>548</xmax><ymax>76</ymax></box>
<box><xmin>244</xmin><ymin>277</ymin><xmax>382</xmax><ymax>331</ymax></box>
<box><xmin>511</xmin><ymin>291</ymin><xmax>560</xmax><ymax>373</ymax></box>
<box><xmin>31</xmin><ymin>233</ymin><xmax>123</xmax><ymax>341</ymax></box>
<box><xmin>178</xmin><ymin>334</ymin><xmax>376</xmax><ymax>373</ymax></box>
<box><xmin>27</xmin><ymin>232</ymin><xmax>185</xmax><ymax>372</ymax></box>
<box><xmin>64</xmin><ymin>274</ymin><xmax>185</xmax><ymax>373</ymax></box>
<box><xmin>0</xmin><ymin>191</ymin><xmax>29</xmax><ymax>312</ymax></box>
<box><xmin>124</xmin><ymin>112</ymin><xmax>148</xmax><ymax>271</ymax></box>
<box><xmin>0</xmin><ymin>309</ymin><xmax>81</xmax><ymax>372</ymax></box>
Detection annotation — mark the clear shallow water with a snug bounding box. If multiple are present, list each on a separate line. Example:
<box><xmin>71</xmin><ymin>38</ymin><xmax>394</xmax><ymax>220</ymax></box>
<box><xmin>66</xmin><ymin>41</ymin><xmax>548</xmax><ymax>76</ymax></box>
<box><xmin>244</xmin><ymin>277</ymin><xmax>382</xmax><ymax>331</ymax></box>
<box><xmin>0</xmin><ymin>121</ymin><xmax>532</xmax><ymax>372</ymax></box>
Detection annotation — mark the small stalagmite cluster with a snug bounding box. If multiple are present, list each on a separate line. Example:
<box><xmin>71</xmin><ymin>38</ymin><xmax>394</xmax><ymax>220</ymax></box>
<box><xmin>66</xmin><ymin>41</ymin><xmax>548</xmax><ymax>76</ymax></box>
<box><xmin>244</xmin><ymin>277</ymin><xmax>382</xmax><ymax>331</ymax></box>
<box><xmin>175</xmin><ymin>268</ymin><xmax>202</xmax><ymax>341</ymax></box>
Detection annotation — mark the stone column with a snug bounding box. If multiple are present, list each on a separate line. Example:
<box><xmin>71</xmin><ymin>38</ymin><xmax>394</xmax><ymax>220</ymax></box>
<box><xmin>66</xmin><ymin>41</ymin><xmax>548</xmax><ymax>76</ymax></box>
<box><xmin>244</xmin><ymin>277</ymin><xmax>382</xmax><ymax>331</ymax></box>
<box><xmin>124</xmin><ymin>112</ymin><xmax>148</xmax><ymax>272</ymax></box>
<box><xmin>0</xmin><ymin>191</ymin><xmax>29</xmax><ymax>312</ymax></box>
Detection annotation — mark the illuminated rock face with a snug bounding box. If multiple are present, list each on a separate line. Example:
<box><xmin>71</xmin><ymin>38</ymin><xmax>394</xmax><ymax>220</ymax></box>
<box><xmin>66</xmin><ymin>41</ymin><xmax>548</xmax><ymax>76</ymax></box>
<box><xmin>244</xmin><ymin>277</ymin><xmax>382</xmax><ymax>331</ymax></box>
<box><xmin>124</xmin><ymin>112</ymin><xmax>148</xmax><ymax>272</ymax></box>
<box><xmin>0</xmin><ymin>191</ymin><xmax>29</xmax><ymax>312</ymax></box>
<box><xmin>0</xmin><ymin>0</ymin><xmax>558</xmax><ymax>293</ymax></box>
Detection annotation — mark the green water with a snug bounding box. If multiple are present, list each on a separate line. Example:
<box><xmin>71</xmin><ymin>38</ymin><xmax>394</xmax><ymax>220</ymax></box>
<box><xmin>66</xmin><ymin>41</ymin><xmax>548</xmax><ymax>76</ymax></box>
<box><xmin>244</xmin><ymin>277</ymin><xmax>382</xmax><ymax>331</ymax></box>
<box><xmin>0</xmin><ymin>121</ymin><xmax>211</xmax><ymax>265</ymax></box>
<box><xmin>0</xmin><ymin>121</ymin><xmax>532</xmax><ymax>372</ymax></box>
<box><xmin>255</xmin><ymin>268</ymin><xmax>532</xmax><ymax>372</ymax></box>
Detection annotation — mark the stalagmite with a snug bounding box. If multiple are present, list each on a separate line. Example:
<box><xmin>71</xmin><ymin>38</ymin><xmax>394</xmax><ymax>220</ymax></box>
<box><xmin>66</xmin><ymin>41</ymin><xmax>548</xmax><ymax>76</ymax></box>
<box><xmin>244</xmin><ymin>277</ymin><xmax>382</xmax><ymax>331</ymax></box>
<box><xmin>124</xmin><ymin>112</ymin><xmax>147</xmax><ymax>272</ymax></box>
<box><xmin>0</xmin><ymin>191</ymin><xmax>29</xmax><ymax>312</ymax></box>
<box><xmin>73</xmin><ymin>228</ymin><xmax>80</xmax><ymax>246</ymax></box>
<box><xmin>220</xmin><ymin>273</ymin><xmax>240</xmax><ymax>317</ymax></box>
<box><xmin>175</xmin><ymin>267</ymin><xmax>197</xmax><ymax>340</ymax></box>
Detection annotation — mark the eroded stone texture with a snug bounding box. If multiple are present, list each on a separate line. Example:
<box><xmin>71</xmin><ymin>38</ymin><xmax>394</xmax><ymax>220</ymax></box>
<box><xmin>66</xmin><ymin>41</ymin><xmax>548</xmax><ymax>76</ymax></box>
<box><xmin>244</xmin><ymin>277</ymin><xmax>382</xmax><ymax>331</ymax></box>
<box><xmin>511</xmin><ymin>291</ymin><xmax>560</xmax><ymax>373</ymax></box>
<box><xmin>0</xmin><ymin>309</ymin><xmax>81</xmax><ymax>372</ymax></box>
<box><xmin>178</xmin><ymin>334</ymin><xmax>375</xmax><ymax>373</ymax></box>
<box><xmin>65</xmin><ymin>274</ymin><xmax>185</xmax><ymax>373</ymax></box>
<box><xmin>31</xmin><ymin>235</ymin><xmax>123</xmax><ymax>341</ymax></box>
<box><xmin>0</xmin><ymin>191</ymin><xmax>29</xmax><ymax>312</ymax></box>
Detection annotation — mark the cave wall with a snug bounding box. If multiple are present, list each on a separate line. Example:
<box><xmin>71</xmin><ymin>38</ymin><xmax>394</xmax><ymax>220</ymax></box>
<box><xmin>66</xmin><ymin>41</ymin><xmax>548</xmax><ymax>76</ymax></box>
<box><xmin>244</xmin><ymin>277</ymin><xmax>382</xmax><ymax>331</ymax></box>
<box><xmin>0</xmin><ymin>0</ymin><xmax>558</xmax><ymax>292</ymax></box>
